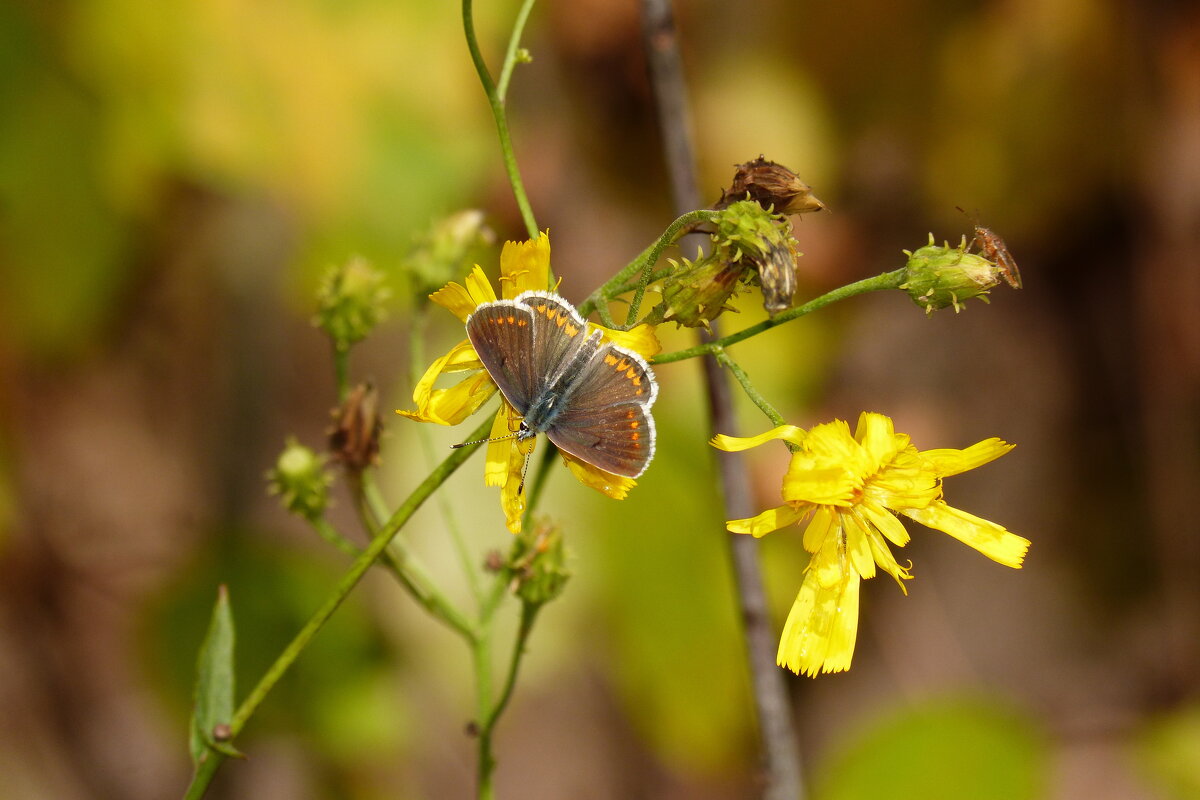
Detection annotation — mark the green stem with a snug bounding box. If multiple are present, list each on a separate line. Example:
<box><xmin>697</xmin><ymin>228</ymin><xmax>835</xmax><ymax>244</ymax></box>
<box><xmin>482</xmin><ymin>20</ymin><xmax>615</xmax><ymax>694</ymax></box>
<box><xmin>332</xmin><ymin>345</ymin><xmax>350</xmax><ymax>402</ymax></box>
<box><xmin>712</xmin><ymin>349</ymin><xmax>787</xmax><ymax>428</ymax></box>
<box><xmin>473</xmin><ymin>620</ymin><xmax>496</xmax><ymax>799</ymax></box>
<box><xmin>346</xmin><ymin>473</ymin><xmax>474</xmax><ymax>640</ymax></box>
<box><xmin>652</xmin><ymin>268</ymin><xmax>908</xmax><ymax>364</ymax></box>
<box><xmin>312</xmin><ymin>518</ymin><xmax>360</xmax><ymax>558</ymax></box>
<box><xmin>463</xmin><ymin>0</ymin><xmax>538</xmax><ymax>239</ymax></box>
<box><xmin>478</xmin><ymin>602</ymin><xmax>539</xmax><ymax>797</ymax></box>
<box><xmin>485</xmin><ymin>602</ymin><xmax>539</xmax><ymax>730</ymax></box>
<box><xmin>578</xmin><ymin>208</ymin><xmax>716</xmax><ymax>320</ymax></box>
<box><xmin>183</xmin><ymin>417</ymin><xmax>494</xmax><ymax>800</ymax></box>
<box><xmin>496</xmin><ymin>0</ymin><xmax>537</xmax><ymax>101</ymax></box>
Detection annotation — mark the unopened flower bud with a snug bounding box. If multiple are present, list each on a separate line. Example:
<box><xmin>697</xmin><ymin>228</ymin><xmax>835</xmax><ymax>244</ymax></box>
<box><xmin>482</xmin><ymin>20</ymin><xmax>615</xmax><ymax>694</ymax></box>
<box><xmin>328</xmin><ymin>383</ymin><xmax>382</xmax><ymax>474</ymax></box>
<box><xmin>655</xmin><ymin>250</ymin><xmax>744</xmax><ymax>328</ymax></box>
<box><xmin>404</xmin><ymin>210</ymin><xmax>494</xmax><ymax>296</ymax></box>
<box><xmin>315</xmin><ymin>256</ymin><xmax>391</xmax><ymax>352</ymax></box>
<box><xmin>717</xmin><ymin>156</ymin><xmax>826</xmax><ymax>216</ymax></box>
<box><xmin>901</xmin><ymin>234</ymin><xmax>1011</xmax><ymax>315</ymax></box>
<box><xmin>267</xmin><ymin>439</ymin><xmax>332</xmax><ymax>521</ymax></box>
<box><xmin>506</xmin><ymin>520</ymin><xmax>570</xmax><ymax>606</ymax></box>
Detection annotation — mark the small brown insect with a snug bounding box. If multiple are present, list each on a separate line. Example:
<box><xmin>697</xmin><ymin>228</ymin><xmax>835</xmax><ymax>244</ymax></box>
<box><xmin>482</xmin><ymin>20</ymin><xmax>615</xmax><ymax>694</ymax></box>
<box><xmin>958</xmin><ymin>207</ymin><xmax>1022</xmax><ymax>289</ymax></box>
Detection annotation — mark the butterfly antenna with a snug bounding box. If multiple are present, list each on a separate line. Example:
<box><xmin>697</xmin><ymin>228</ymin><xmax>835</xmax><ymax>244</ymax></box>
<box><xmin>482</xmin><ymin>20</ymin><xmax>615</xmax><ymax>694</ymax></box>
<box><xmin>517</xmin><ymin>449</ymin><xmax>533</xmax><ymax>494</ymax></box>
<box><xmin>450</xmin><ymin>431</ymin><xmax>522</xmax><ymax>449</ymax></box>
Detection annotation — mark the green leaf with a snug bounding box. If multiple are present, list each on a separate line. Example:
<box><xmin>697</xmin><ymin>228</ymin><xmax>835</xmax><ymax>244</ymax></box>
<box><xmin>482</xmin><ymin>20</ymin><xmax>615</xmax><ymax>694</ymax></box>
<box><xmin>189</xmin><ymin>585</ymin><xmax>240</xmax><ymax>765</ymax></box>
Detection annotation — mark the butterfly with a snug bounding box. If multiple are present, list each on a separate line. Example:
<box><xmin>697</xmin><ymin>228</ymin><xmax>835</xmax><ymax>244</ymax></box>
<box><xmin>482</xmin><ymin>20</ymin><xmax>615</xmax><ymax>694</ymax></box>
<box><xmin>464</xmin><ymin>291</ymin><xmax>657</xmax><ymax>478</ymax></box>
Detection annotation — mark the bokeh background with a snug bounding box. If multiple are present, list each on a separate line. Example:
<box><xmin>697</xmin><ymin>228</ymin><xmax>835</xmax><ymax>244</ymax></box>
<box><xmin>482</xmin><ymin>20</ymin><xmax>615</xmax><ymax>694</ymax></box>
<box><xmin>2</xmin><ymin>0</ymin><xmax>1198</xmax><ymax>798</ymax></box>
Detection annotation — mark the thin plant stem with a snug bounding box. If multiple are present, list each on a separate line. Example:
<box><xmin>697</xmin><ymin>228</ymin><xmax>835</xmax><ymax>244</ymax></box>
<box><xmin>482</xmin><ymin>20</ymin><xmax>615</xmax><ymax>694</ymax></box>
<box><xmin>361</xmin><ymin>474</ymin><xmax>393</xmax><ymax>530</ymax></box>
<box><xmin>652</xmin><ymin>268</ymin><xmax>908</xmax><ymax>365</ymax></box>
<box><xmin>713</xmin><ymin>349</ymin><xmax>791</xmax><ymax>433</ymax></box>
<box><xmin>578</xmin><ymin>208</ymin><xmax>717</xmax><ymax>320</ymax></box>
<box><xmin>463</xmin><ymin>0</ymin><xmax>538</xmax><ymax>239</ymax></box>
<box><xmin>183</xmin><ymin>417</ymin><xmax>493</xmax><ymax>800</ymax></box>
<box><xmin>346</xmin><ymin>472</ymin><xmax>474</xmax><ymax>638</ymax></box>
<box><xmin>473</xmin><ymin>624</ymin><xmax>496</xmax><ymax>800</ymax></box>
<box><xmin>332</xmin><ymin>345</ymin><xmax>350</xmax><ymax>402</ymax></box>
<box><xmin>497</xmin><ymin>0</ymin><xmax>537</xmax><ymax>101</ymax></box>
<box><xmin>477</xmin><ymin>601</ymin><xmax>539</xmax><ymax>798</ymax></box>
<box><xmin>312</xmin><ymin>518</ymin><xmax>361</xmax><ymax>558</ymax></box>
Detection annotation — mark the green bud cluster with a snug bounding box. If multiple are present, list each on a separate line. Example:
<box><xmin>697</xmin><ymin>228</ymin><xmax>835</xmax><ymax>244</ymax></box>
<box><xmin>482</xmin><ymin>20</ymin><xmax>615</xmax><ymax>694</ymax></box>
<box><xmin>267</xmin><ymin>439</ymin><xmax>332</xmax><ymax>521</ymax></box>
<box><xmin>655</xmin><ymin>200</ymin><xmax>802</xmax><ymax>326</ymax></box>
<box><xmin>402</xmin><ymin>210</ymin><xmax>493</xmax><ymax>297</ymax></box>
<box><xmin>314</xmin><ymin>256</ymin><xmax>391</xmax><ymax>352</ymax></box>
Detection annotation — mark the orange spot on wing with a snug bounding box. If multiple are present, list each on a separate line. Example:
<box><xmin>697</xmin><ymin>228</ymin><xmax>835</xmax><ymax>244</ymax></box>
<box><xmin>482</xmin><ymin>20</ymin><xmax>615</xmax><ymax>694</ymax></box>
<box><xmin>605</xmin><ymin>355</ymin><xmax>618</xmax><ymax>366</ymax></box>
<box><xmin>506</xmin><ymin>315</ymin><xmax>516</xmax><ymax>324</ymax></box>
<box><xmin>630</xmin><ymin>421</ymin><xmax>639</xmax><ymax>428</ymax></box>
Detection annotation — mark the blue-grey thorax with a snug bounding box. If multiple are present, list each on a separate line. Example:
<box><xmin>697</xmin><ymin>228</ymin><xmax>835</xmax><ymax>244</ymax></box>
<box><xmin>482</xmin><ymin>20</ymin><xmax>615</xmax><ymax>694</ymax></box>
<box><xmin>518</xmin><ymin>330</ymin><xmax>601</xmax><ymax>438</ymax></box>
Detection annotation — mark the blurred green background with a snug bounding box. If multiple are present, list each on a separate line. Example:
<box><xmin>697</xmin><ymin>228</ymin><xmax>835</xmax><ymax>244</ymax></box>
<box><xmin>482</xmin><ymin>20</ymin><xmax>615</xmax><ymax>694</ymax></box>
<box><xmin>2</xmin><ymin>0</ymin><xmax>1198</xmax><ymax>798</ymax></box>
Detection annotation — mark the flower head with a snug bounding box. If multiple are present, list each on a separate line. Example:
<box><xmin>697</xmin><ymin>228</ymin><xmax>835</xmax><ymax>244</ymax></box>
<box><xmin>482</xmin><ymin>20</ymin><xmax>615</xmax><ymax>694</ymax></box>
<box><xmin>397</xmin><ymin>233</ymin><xmax>660</xmax><ymax>532</ymax></box>
<box><xmin>901</xmin><ymin>234</ymin><xmax>1016</xmax><ymax>315</ymax></box>
<box><xmin>712</xmin><ymin>412</ymin><xmax>1029</xmax><ymax>677</ymax></box>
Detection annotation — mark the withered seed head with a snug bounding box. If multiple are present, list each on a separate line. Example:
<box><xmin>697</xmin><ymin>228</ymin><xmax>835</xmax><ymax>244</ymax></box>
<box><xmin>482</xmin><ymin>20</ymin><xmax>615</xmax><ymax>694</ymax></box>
<box><xmin>717</xmin><ymin>156</ymin><xmax>826</xmax><ymax>216</ymax></box>
<box><xmin>328</xmin><ymin>383</ymin><xmax>383</xmax><ymax>473</ymax></box>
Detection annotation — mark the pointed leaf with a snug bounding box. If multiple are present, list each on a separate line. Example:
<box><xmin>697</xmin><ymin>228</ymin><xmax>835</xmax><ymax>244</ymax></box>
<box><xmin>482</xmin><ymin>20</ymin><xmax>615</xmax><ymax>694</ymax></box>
<box><xmin>189</xmin><ymin>585</ymin><xmax>239</xmax><ymax>765</ymax></box>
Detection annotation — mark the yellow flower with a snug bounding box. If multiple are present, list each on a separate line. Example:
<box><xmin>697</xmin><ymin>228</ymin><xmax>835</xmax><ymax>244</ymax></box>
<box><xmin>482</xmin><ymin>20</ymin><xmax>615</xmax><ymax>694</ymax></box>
<box><xmin>397</xmin><ymin>233</ymin><xmax>661</xmax><ymax>532</ymax></box>
<box><xmin>712</xmin><ymin>412</ymin><xmax>1029</xmax><ymax>677</ymax></box>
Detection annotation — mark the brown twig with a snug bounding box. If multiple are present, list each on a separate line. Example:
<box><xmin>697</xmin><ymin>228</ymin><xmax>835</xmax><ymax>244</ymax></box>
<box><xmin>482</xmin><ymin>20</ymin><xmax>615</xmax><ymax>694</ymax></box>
<box><xmin>638</xmin><ymin>2</ymin><xmax>805</xmax><ymax>798</ymax></box>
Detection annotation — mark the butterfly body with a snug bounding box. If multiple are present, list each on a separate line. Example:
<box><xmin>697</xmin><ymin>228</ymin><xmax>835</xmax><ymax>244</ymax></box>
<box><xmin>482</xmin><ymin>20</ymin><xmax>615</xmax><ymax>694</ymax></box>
<box><xmin>465</xmin><ymin>291</ymin><xmax>658</xmax><ymax>478</ymax></box>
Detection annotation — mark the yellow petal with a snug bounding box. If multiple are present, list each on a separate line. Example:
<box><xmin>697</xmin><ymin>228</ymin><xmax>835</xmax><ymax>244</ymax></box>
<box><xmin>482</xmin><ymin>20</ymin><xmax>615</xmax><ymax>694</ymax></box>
<box><xmin>783</xmin><ymin>457</ymin><xmax>857</xmax><ymax>506</ymax></box>
<box><xmin>726</xmin><ymin>503</ymin><xmax>805</xmax><ymax>537</ymax></box>
<box><xmin>859</xmin><ymin>497</ymin><xmax>911</xmax><ymax>547</ymax></box>
<box><xmin>776</xmin><ymin>570</ymin><xmax>861</xmax><ymax>677</ymax></box>
<box><xmin>922</xmin><ymin>438</ymin><xmax>1015</xmax><ymax>477</ymax></box>
<box><xmin>484</xmin><ymin>408</ymin><xmax>518</xmax><ymax>488</ymax></box>
<box><xmin>599</xmin><ymin>323</ymin><xmax>661</xmax><ymax>358</ymax></box>
<box><xmin>842</xmin><ymin>512</ymin><xmax>877</xmax><ymax>580</ymax></box>
<box><xmin>560</xmin><ymin>451</ymin><xmax>636</xmax><ymax>499</ymax></box>
<box><xmin>498</xmin><ymin>232</ymin><xmax>551</xmax><ymax>297</ymax></box>
<box><xmin>853</xmin><ymin>411</ymin><xmax>894</xmax><ymax>449</ymax></box>
<box><xmin>430</xmin><ymin>266</ymin><xmax>497</xmax><ymax>321</ymax></box>
<box><xmin>398</xmin><ymin>344</ymin><xmax>497</xmax><ymax>427</ymax></box>
<box><xmin>866</xmin><ymin>532</ymin><xmax>911</xmax><ymax>592</ymax></box>
<box><xmin>903</xmin><ymin>502</ymin><xmax>1030</xmax><ymax>568</ymax></box>
<box><xmin>800</xmin><ymin>504</ymin><xmax>836</xmax><ymax>553</ymax></box>
<box><xmin>501</xmin><ymin>465</ymin><xmax>526</xmax><ymax>533</ymax></box>
<box><xmin>465</xmin><ymin>264</ymin><xmax>500</xmax><ymax>306</ymax></box>
<box><xmin>809</xmin><ymin>522</ymin><xmax>848</xmax><ymax>589</ymax></box>
<box><xmin>711</xmin><ymin>425</ymin><xmax>808</xmax><ymax>452</ymax></box>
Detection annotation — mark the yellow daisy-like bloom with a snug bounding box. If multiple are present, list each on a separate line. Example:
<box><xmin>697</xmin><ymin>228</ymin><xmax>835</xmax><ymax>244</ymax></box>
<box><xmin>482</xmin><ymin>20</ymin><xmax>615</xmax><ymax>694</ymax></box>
<box><xmin>712</xmin><ymin>412</ymin><xmax>1030</xmax><ymax>677</ymax></box>
<box><xmin>397</xmin><ymin>233</ymin><xmax>661</xmax><ymax>533</ymax></box>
